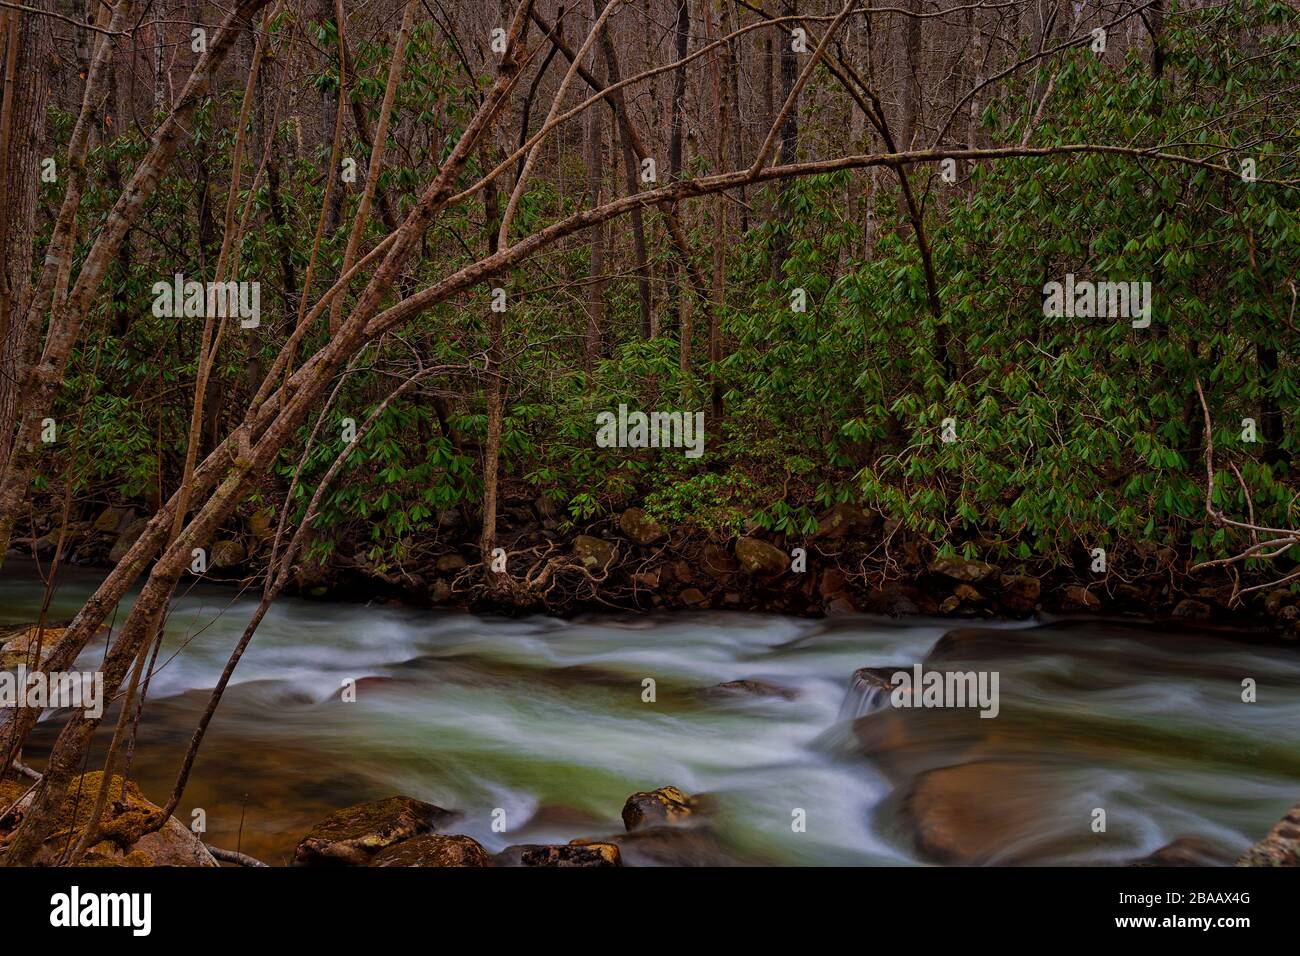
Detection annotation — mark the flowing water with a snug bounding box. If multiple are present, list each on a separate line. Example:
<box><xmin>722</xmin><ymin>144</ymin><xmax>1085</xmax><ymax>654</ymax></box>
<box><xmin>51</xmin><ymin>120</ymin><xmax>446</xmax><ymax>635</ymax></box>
<box><xmin>4</xmin><ymin>562</ymin><xmax>1298</xmax><ymax>866</ymax></box>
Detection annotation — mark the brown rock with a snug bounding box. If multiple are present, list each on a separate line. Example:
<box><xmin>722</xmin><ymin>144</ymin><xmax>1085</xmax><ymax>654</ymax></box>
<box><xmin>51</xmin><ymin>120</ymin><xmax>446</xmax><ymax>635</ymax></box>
<box><xmin>92</xmin><ymin>506</ymin><xmax>135</xmax><ymax>534</ymax></box>
<box><xmin>953</xmin><ymin>583</ymin><xmax>985</xmax><ymax>604</ymax></box>
<box><xmin>679</xmin><ymin>587</ymin><xmax>708</xmax><ymax>607</ymax></box>
<box><xmin>1237</xmin><ymin>799</ymin><xmax>1300</xmax><ymax>866</ymax></box>
<box><xmin>630</xmin><ymin>568</ymin><xmax>661</xmax><ymax>590</ymax></box>
<box><xmin>622</xmin><ymin>786</ymin><xmax>695</xmax><ymax>832</ymax></box>
<box><xmin>816</xmin><ymin>502</ymin><xmax>874</xmax><ymax>538</ymax></box>
<box><xmin>370</xmin><ymin>834</ymin><xmax>490</xmax><ymax>867</ymax></box>
<box><xmin>293</xmin><ymin>796</ymin><xmax>455</xmax><ymax>866</ymax></box>
<box><xmin>1062</xmin><ymin>585</ymin><xmax>1101</xmax><ymax>611</ymax></box>
<box><xmin>998</xmin><ymin>574</ymin><xmax>1041</xmax><ymax>615</ymax></box>
<box><xmin>819</xmin><ymin>567</ymin><xmax>848</xmax><ymax>598</ymax></box>
<box><xmin>494</xmin><ymin>842</ymin><xmax>622</xmax><ymax>867</ymax></box>
<box><xmin>1130</xmin><ymin>836</ymin><xmax>1240</xmax><ymax>867</ymax></box>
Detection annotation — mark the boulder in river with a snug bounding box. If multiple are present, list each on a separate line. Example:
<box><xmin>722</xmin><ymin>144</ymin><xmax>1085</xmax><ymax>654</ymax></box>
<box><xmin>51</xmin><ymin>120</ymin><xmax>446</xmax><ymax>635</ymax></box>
<box><xmin>370</xmin><ymin>833</ymin><xmax>490</xmax><ymax>867</ymax></box>
<box><xmin>293</xmin><ymin>796</ymin><xmax>455</xmax><ymax>866</ymax></box>
<box><xmin>1237</xmin><ymin>799</ymin><xmax>1300</xmax><ymax>866</ymax></box>
<box><xmin>622</xmin><ymin>786</ymin><xmax>696</xmax><ymax>832</ymax></box>
<box><xmin>494</xmin><ymin>842</ymin><xmax>622</xmax><ymax>867</ymax></box>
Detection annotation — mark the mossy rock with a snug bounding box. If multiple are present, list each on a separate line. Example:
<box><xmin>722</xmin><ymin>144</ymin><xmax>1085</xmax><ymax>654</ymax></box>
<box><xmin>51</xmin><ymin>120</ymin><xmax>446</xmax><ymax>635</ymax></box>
<box><xmin>572</xmin><ymin>535</ymin><xmax>615</xmax><ymax>570</ymax></box>
<box><xmin>30</xmin><ymin>771</ymin><xmax>216</xmax><ymax>866</ymax></box>
<box><xmin>294</xmin><ymin>796</ymin><xmax>455</xmax><ymax>866</ymax></box>
<box><xmin>735</xmin><ymin>536</ymin><xmax>788</xmax><ymax>575</ymax></box>
<box><xmin>370</xmin><ymin>833</ymin><xmax>489</xmax><ymax>867</ymax></box>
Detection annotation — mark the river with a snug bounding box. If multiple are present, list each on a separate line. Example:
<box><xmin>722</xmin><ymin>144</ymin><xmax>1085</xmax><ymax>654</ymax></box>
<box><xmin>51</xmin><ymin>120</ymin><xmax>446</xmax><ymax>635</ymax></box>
<box><xmin>3</xmin><ymin>561</ymin><xmax>1298</xmax><ymax>865</ymax></box>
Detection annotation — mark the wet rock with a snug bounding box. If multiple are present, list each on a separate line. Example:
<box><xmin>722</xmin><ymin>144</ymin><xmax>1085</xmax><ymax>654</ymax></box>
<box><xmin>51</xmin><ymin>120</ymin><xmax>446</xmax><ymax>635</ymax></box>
<box><xmin>1171</xmin><ymin>598</ymin><xmax>1212</xmax><ymax>622</ymax></box>
<box><xmin>573</xmin><ymin>535</ymin><xmax>615</xmax><ymax>570</ymax></box>
<box><xmin>370</xmin><ymin>834</ymin><xmax>490</xmax><ymax>867</ymax></box>
<box><xmin>998</xmin><ymin>574</ymin><xmax>1041</xmax><ymax>615</ymax></box>
<box><xmin>952</xmin><ymin>584</ymin><xmax>985</xmax><ymax>604</ymax></box>
<box><xmin>209</xmin><ymin>540</ymin><xmax>246</xmax><ymax>569</ymax></box>
<box><xmin>622</xmin><ymin>786</ymin><xmax>696</xmax><ymax>832</ymax></box>
<box><xmin>435</xmin><ymin>553</ymin><xmax>467</xmax><ymax>573</ymax></box>
<box><xmin>706</xmin><ymin>679</ymin><xmax>798</xmax><ymax>700</ymax></box>
<box><xmin>430</xmin><ymin>578</ymin><xmax>453</xmax><ymax>603</ymax></box>
<box><xmin>1062</xmin><ymin>585</ymin><xmax>1101</xmax><ymax>611</ymax></box>
<box><xmin>1130</xmin><ymin>836</ymin><xmax>1241</xmax><ymax>867</ymax></box>
<box><xmin>939</xmin><ymin>595</ymin><xmax>961</xmax><ymax>614</ymax></box>
<box><xmin>619</xmin><ymin>507</ymin><xmax>665</xmax><ymax>546</ymax></box>
<box><xmin>1237</xmin><ymin>799</ymin><xmax>1300</xmax><ymax>866</ymax></box>
<box><xmin>735</xmin><ymin>536</ymin><xmax>788</xmax><ymax>575</ymax></box>
<box><xmin>293</xmin><ymin>796</ymin><xmax>455</xmax><ymax>866</ymax></box>
<box><xmin>899</xmin><ymin>760</ymin><xmax>1072</xmax><ymax>865</ymax></box>
<box><xmin>92</xmin><ymin>506</ymin><xmax>135</xmax><ymax>534</ymax></box>
<box><xmin>494</xmin><ymin>842</ymin><xmax>622</xmax><ymax>867</ymax></box>
<box><xmin>928</xmin><ymin>556</ymin><xmax>998</xmax><ymax>584</ymax></box>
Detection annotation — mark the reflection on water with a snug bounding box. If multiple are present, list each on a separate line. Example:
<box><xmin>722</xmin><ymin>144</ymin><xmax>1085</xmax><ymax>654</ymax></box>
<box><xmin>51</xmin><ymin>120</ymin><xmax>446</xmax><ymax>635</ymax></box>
<box><xmin>3</xmin><ymin>562</ymin><xmax>1298</xmax><ymax>865</ymax></box>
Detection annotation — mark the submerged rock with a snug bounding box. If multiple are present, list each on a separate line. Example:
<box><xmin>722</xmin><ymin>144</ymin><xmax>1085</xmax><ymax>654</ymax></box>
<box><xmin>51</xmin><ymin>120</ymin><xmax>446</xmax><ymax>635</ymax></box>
<box><xmin>1237</xmin><ymin>799</ymin><xmax>1300</xmax><ymax>866</ymax></box>
<box><xmin>370</xmin><ymin>833</ymin><xmax>490</xmax><ymax>867</ymax></box>
<box><xmin>494</xmin><ymin>842</ymin><xmax>622</xmax><ymax>867</ymax></box>
<box><xmin>622</xmin><ymin>786</ymin><xmax>696</xmax><ymax>832</ymax></box>
<box><xmin>293</xmin><ymin>796</ymin><xmax>455</xmax><ymax>866</ymax></box>
<box><xmin>706</xmin><ymin>679</ymin><xmax>798</xmax><ymax>700</ymax></box>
